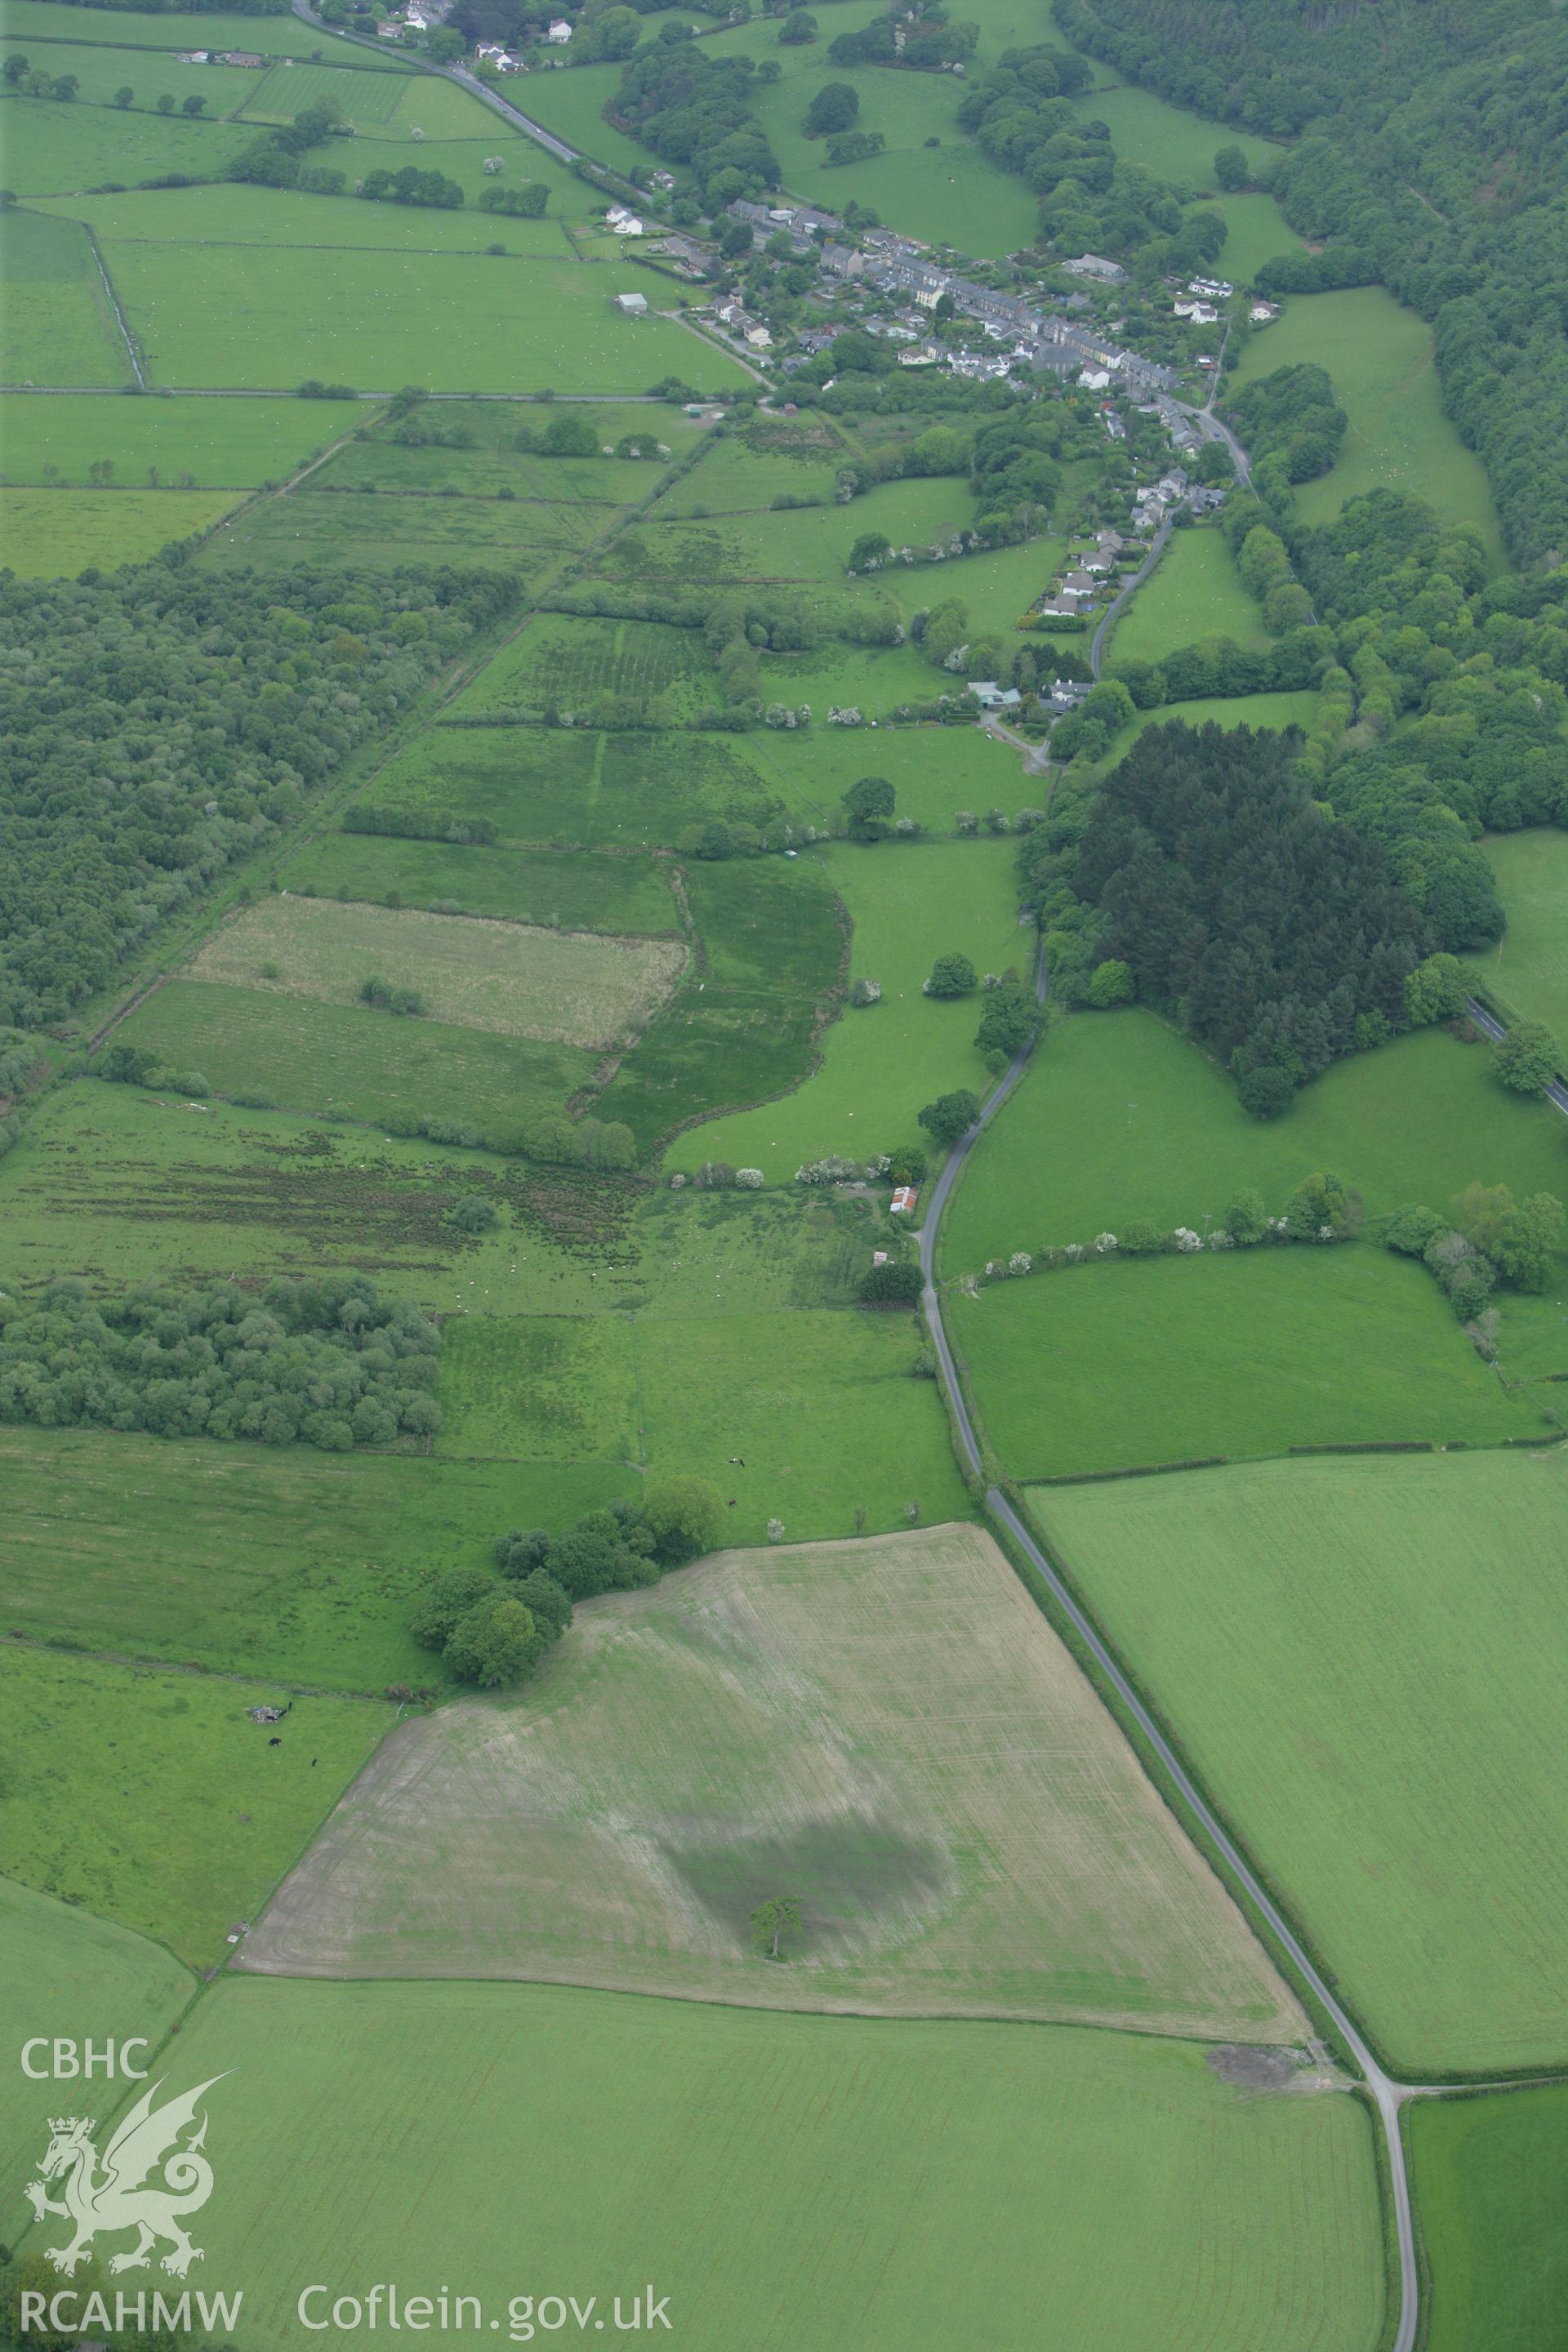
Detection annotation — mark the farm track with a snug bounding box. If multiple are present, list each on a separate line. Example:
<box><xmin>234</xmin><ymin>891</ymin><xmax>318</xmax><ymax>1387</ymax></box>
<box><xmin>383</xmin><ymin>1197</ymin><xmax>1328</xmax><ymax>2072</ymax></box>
<box><xmin>918</xmin><ymin>951</ymin><xmax>1421</xmax><ymax>2352</ymax></box>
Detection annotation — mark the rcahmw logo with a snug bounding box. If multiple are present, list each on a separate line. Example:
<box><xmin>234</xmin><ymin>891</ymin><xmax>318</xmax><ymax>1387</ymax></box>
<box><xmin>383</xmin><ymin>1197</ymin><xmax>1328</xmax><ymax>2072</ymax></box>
<box><xmin>19</xmin><ymin>2068</ymin><xmax>243</xmax><ymax>2338</ymax></box>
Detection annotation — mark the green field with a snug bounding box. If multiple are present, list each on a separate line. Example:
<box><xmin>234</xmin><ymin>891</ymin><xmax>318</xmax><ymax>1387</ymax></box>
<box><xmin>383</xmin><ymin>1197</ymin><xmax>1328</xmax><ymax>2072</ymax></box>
<box><xmin>115</xmin><ymin>979</ymin><xmax>596</xmax><ymax>1136</ymax></box>
<box><xmin>38</xmin><ymin>179</ymin><xmax>577</xmax><ymax>251</ymax></box>
<box><xmin>744</xmin><ymin>720</ymin><xmax>1042</xmax><ymax>835</ymax></box>
<box><xmin>942</xmin><ymin>1009</ymin><xmax>1568</xmax><ymax>1318</ymax></box>
<box><xmin>0</xmin><ymin>206</ymin><xmax>126</xmax><ymax>385</ymax></box>
<box><xmin>1211</xmin><ymin>190</ymin><xmax>1304</xmax><ymax>282</ymax></box>
<box><xmin>1068</xmin><ymin>79</ymin><xmax>1281</xmax><ymax>188</ymax></box>
<box><xmin>599</xmin><ymin>855</ymin><xmax>846</xmax><ymax>1148</ymax></box>
<box><xmin>455</xmin><ymin>613</ymin><xmax>722</xmax><ymax>721</ymax></box>
<box><xmin>1410</xmin><ymin>2084</ymin><xmax>1568</xmax><ymax>2350</ymax></box>
<box><xmin>1467</xmin><ymin>829</ymin><xmax>1568</xmax><ymax>1040</ymax></box>
<box><xmin>1107</xmin><ymin>527</ymin><xmax>1267</xmax><ymax>665</ymax></box>
<box><xmin>0</xmin><ymin>2</ymin><xmax>364</xmax><ymax>55</ymax></box>
<box><xmin>0</xmin><ymin>1419</ymin><xmax>633</xmax><ymax>1686</ymax></box>
<box><xmin>275</xmin><ymin>832</ymin><xmax>679</xmax><ymax>932</ymax></box>
<box><xmin>0</xmin><ymin>389</ymin><xmax>345</xmax><ymax>483</ymax></box>
<box><xmin>0</xmin><ymin>91</ymin><xmax>256</xmax><ymax>197</ymax></box>
<box><xmin>666</xmin><ymin>837</ymin><xmax>1024</xmax><ymax>1177</ymax></box>
<box><xmin>0</xmin><ymin>41</ymin><xmax>265</xmax><ymax>113</ymax></box>
<box><xmin>654</xmin><ymin>414</ymin><xmax>847</xmax><ymax>514</ymax></box>
<box><xmin>485</xmin><ymin>55</ymin><xmax>652</xmax><ymax>173</ymax></box>
<box><xmin>0</xmin><ymin>484</ymin><xmax>243</xmax><ymax>569</ymax></box>
<box><xmin>630</xmin><ymin>472</ymin><xmax>981</xmax><ymax>585</ymax></box>
<box><xmin>238</xmin><ymin>57</ymin><xmax>411</xmax><ymax>129</ymax></box>
<box><xmin>1231</xmin><ymin>286</ymin><xmax>1504</xmax><ymax>559</ymax></box>
<box><xmin>0</xmin><ymin>1642</ymin><xmax>389</xmax><ymax>1966</ymax></box>
<box><xmin>1036</xmin><ymin>1448</ymin><xmax>1568</xmax><ymax>2072</ymax></box>
<box><xmin>122</xmin><ymin>1974</ymin><xmax>1385</xmax><ymax>2352</ymax></box>
<box><xmin>245</xmin><ymin>1522</ymin><xmax>1303</xmax><ymax>2037</ymax></box>
<box><xmin>0</xmin><ymin>1878</ymin><xmax>192</xmax><ymax>2243</ymax></box>
<box><xmin>201</xmin><ymin>481</ymin><xmax>611</xmax><ymax>572</ymax></box>
<box><xmin>89</xmin><ymin>235</ymin><xmax>741</xmax><ymax>392</ymax></box>
<box><xmin>954</xmin><ymin>1245</ymin><xmax>1532</xmax><ymax>1477</ymax></box>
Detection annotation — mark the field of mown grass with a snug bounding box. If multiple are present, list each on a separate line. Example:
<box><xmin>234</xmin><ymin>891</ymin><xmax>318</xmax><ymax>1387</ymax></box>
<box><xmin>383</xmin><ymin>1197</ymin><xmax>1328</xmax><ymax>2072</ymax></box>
<box><xmin>953</xmin><ymin>1245</ymin><xmax>1533</xmax><ymax>1478</ymax></box>
<box><xmin>1466</xmin><ymin>828</ymin><xmax>1568</xmax><ymax>1040</ymax></box>
<box><xmin>1107</xmin><ymin>527</ymin><xmax>1267</xmax><ymax>664</ymax></box>
<box><xmin>1410</xmin><ymin>2084</ymin><xmax>1568</xmax><ymax>2351</ymax></box>
<box><xmin>0</xmin><ymin>207</ymin><xmax>127</xmax><ymax>385</ymax></box>
<box><xmin>92</xmin><ymin>235</ymin><xmax>738</xmax><ymax>391</ymax></box>
<box><xmin>0</xmin><ymin>1643</ymin><xmax>389</xmax><ymax>1967</ymax></box>
<box><xmin>666</xmin><ymin>837</ymin><xmax>1024</xmax><ymax>1178</ymax></box>
<box><xmin>0</xmin><ymin>390</ymin><xmax>341</xmax><ymax>483</ymax></box>
<box><xmin>0</xmin><ymin>485</ymin><xmax>243</xmax><ymax>571</ymax></box>
<box><xmin>118</xmin><ymin>1975</ymin><xmax>1388</xmax><ymax>2352</ymax></box>
<box><xmin>244</xmin><ymin>1521</ymin><xmax>1303</xmax><ymax>2037</ymax></box>
<box><xmin>0</xmin><ymin>1420</ymin><xmax>634</xmax><ymax>1686</ymax></box>
<box><xmin>744</xmin><ymin>719</ymin><xmax>1044</xmax><ymax>835</ymax></box>
<box><xmin>626</xmin><ymin>473</ymin><xmax>980</xmax><ymax>586</ymax></box>
<box><xmin>1036</xmin><ymin>1448</ymin><xmax>1568</xmax><ymax>2073</ymax></box>
<box><xmin>942</xmin><ymin>1009</ymin><xmax>1568</xmax><ymax>1302</ymax></box>
<box><xmin>237</xmin><ymin>58</ymin><xmax>410</xmax><ymax>129</ymax></box>
<box><xmin>275</xmin><ymin>833</ymin><xmax>679</xmax><ymax>933</ymax></box>
<box><xmin>482</xmin><ymin>55</ymin><xmax>651</xmax><ymax>174</ymax></box>
<box><xmin>1066</xmin><ymin>81</ymin><xmax>1280</xmax><ymax>185</ymax></box>
<box><xmin>1210</xmin><ymin>190</ymin><xmax>1304</xmax><ymax>283</ymax></box>
<box><xmin>115</xmin><ymin>979</ymin><xmax>597</xmax><ymax>1137</ymax></box>
<box><xmin>654</xmin><ymin>415</ymin><xmax>849</xmax><ymax>516</ymax></box>
<box><xmin>1231</xmin><ymin>286</ymin><xmax>1504</xmax><ymax>559</ymax></box>
<box><xmin>0</xmin><ymin>1879</ymin><xmax>193</xmax><ymax>2242</ymax></box>
<box><xmin>193</xmin><ymin>896</ymin><xmax>686</xmax><ymax>1050</ymax></box>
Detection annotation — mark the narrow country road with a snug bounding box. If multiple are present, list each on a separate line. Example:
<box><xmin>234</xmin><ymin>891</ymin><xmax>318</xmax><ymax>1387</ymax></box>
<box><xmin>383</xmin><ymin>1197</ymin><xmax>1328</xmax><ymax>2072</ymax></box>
<box><xmin>1465</xmin><ymin>996</ymin><xmax>1568</xmax><ymax>1116</ymax></box>
<box><xmin>1089</xmin><ymin>513</ymin><xmax>1171</xmax><ymax>678</ymax></box>
<box><xmin>918</xmin><ymin>955</ymin><xmax>1421</xmax><ymax>2352</ymax></box>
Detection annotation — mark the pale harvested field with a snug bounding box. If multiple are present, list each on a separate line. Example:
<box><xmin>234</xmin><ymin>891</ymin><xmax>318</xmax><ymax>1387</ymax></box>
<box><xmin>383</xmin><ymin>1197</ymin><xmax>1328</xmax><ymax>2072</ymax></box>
<box><xmin>191</xmin><ymin>895</ymin><xmax>685</xmax><ymax>1049</ymax></box>
<box><xmin>242</xmin><ymin>1525</ymin><xmax>1305</xmax><ymax>2040</ymax></box>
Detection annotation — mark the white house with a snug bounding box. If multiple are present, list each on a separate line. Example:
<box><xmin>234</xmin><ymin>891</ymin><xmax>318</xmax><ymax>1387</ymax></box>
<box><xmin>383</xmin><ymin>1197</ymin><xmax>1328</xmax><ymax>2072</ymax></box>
<box><xmin>1077</xmin><ymin>366</ymin><xmax>1111</xmax><ymax>390</ymax></box>
<box><xmin>1250</xmin><ymin>300</ymin><xmax>1278</xmax><ymax>323</ymax></box>
<box><xmin>745</xmin><ymin>323</ymin><xmax>773</xmax><ymax>349</ymax></box>
<box><xmin>546</xmin><ymin>16</ymin><xmax>572</xmax><ymax>38</ymax></box>
<box><xmin>606</xmin><ymin>204</ymin><xmax>644</xmax><ymax>235</ymax></box>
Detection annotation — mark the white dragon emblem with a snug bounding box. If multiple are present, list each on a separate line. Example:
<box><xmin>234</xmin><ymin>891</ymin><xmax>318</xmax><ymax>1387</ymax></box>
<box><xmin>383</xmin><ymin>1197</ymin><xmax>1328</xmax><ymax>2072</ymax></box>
<box><xmin>25</xmin><ymin>2075</ymin><xmax>229</xmax><ymax>2279</ymax></box>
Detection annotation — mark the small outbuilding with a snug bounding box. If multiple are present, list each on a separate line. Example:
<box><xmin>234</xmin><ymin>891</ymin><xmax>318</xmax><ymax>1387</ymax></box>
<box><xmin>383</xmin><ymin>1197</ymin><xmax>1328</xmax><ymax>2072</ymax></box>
<box><xmin>613</xmin><ymin>291</ymin><xmax>649</xmax><ymax>316</ymax></box>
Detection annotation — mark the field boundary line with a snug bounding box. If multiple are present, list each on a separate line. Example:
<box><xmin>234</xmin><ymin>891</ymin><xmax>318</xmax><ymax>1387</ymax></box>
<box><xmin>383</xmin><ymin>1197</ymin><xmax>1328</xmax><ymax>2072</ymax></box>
<box><xmin>81</xmin><ymin>220</ymin><xmax>144</xmax><ymax>388</ymax></box>
<box><xmin>0</xmin><ymin>1628</ymin><xmax>399</xmax><ymax>1707</ymax></box>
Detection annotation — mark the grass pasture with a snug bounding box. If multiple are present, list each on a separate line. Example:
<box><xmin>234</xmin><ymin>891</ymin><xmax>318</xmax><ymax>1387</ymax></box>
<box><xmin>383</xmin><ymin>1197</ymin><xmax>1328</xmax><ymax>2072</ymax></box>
<box><xmin>114</xmin><ymin>979</ymin><xmax>596</xmax><ymax>1137</ymax></box>
<box><xmin>0</xmin><ymin>485</ymin><xmax>243</xmax><ymax>571</ymax></box>
<box><xmin>0</xmin><ymin>42</ymin><xmax>265</xmax><ymax>114</ymax></box>
<box><xmin>626</xmin><ymin>473</ymin><xmax>980</xmax><ymax>587</ymax></box>
<box><xmin>192</xmin><ymin>896</ymin><xmax>687</xmax><ymax>1050</ymax></box>
<box><xmin>0</xmin><ymin>390</ymin><xmax>344</xmax><ymax>484</ymax></box>
<box><xmin>129</xmin><ymin>1974</ymin><xmax>1387</xmax><ymax>2352</ymax></box>
<box><xmin>1067</xmin><ymin>81</ymin><xmax>1279</xmax><ymax>187</ymax></box>
<box><xmin>436</xmin><ymin>1313</ymin><xmax>639</xmax><ymax>1463</ymax></box>
<box><xmin>0</xmin><ymin>1419</ymin><xmax>634</xmax><ymax>1688</ymax></box>
<box><xmin>1410</xmin><ymin>2084</ymin><xmax>1568</xmax><ymax>2351</ymax></box>
<box><xmin>237</xmin><ymin>59</ymin><xmax>410</xmax><ymax>130</ymax></box>
<box><xmin>1467</xmin><ymin>828</ymin><xmax>1568</xmax><ymax>1041</ymax></box>
<box><xmin>274</xmin><ymin>833</ymin><xmax>678</xmax><ymax>933</ymax></box>
<box><xmin>942</xmin><ymin>1009</ymin><xmax>1568</xmax><ymax>1306</ymax></box>
<box><xmin>0</xmin><ymin>2</ymin><xmax>350</xmax><ymax>56</ymax></box>
<box><xmin>1036</xmin><ymin>1448</ymin><xmax>1568</xmax><ymax>2073</ymax></box>
<box><xmin>742</xmin><ymin>719</ymin><xmax>1040</xmax><ymax>835</ymax></box>
<box><xmin>1211</xmin><ymin>190</ymin><xmax>1304</xmax><ymax>283</ymax></box>
<box><xmin>1107</xmin><ymin>526</ymin><xmax>1267</xmax><ymax>666</ymax></box>
<box><xmin>1231</xmin><ymin>286</ymin><xmax>1503</xmax><ymax>558</ymax></box>
<box><xmin>0</xmin><ymin>92</ymin><xmax>255</xmax><ymax>198</ymax></box>
<box><xmin>954</xmin><ymin>1245</ymin><xmax>1530</xmax><ymax>1479</ymax></box>
<box><xmin>38</xmin><ymin>180</ymin><xmax>573</xmax><ymax>253</ymax></box>
<box><xmin>0</xmin><ymin>1878</ymin><xmax>193</xmax><ymax>2242</ymax></box>
<box><xmin>91</xmin><ymin>236</ymin><xmax>742</xmax><ymax>392</ymax></box>
<box><xmin>244</xmin><ymin>1522</ymin><xmax>1303</xmax><ymax>2039</ymax></box>
<box><xmin>665</xmin><ymin>838</ymin><xmax>1023</xmax><ymax>1177</ymax></box>
<box><xmin>0</xmin><ymin>1642</ymin><xmax>389</xmax><ymax>1967</ymax></box>
<box><xmin>0</xmin><ymin>206</ymin><xmax>126</xmax><ymax>385</ymax></box>
<box><xmin>201</xmin><ymin>481</ymin><xmax>609</xmax><ymax>572</ymax></box>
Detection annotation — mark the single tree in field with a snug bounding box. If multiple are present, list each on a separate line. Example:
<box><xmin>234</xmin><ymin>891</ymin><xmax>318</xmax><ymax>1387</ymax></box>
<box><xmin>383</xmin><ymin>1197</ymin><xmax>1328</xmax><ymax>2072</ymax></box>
<box><xmin>802</xmin><ymin>80</ymin><xmax>858</xmax><ymax>137</ymax></box>
<box><xmin>1213</xmin><ymin>145</ymin><xmax>1248</xmax><ymax>190</ymax></box>
<box><xmin>924</xmin><ymin>951</ymin><xmax>977</xmax><ymax>997</ymax></box>
<box><xmin>156</xmin><ymin>91</ymin><xmax>175</xmax><ymax>112</ymax></box>
<box><xmin>114</xmin><ymin>84</ymin><xmax>134</xmax><ymax>108</ymax></box>
<box><xmin>843</xmin><ymin>773</ymin><xmax>894</xmax><ymax>839</ymax></box>
<box><xmin>918</xmin><ymin>1089</ymin><xmax>980</xmax><ymax>1146</ymax></box>
<box><xmin>2</xmin><ymin>54</ymin><xmax>29</xmax><ymax>87</ymax></box>
<box><xmin>182</xmin><ymin>92</ymin><xmax>205</xmax><ymax>115</ymax></box>
<box><xmin>751</xmin><ymin>1895</ymin><xmax>801</xmax><ymax>1960</ymax></box>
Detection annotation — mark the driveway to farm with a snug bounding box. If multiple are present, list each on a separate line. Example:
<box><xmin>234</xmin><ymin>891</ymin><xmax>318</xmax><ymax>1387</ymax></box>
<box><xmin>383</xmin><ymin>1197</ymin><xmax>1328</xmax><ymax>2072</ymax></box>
<box><xmin>918</xmin><ymin>956</ymin><xmax>1422</xmax><ymax>2352</ymax></box>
